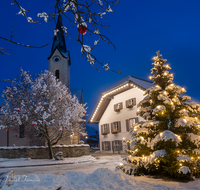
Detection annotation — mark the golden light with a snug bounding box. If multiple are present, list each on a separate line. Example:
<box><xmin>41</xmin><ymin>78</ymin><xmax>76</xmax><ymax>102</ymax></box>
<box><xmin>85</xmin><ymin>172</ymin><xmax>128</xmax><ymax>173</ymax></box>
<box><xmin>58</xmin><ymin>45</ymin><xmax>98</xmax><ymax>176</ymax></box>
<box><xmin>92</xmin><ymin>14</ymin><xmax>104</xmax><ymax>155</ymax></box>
<box><xmin>179</xmin><ymin>163</ymin><xmax>182</xmax><ymax>166</ymax></box>
<box><xmin>177</xmin><ymin>150</ymin><xmax>180</xmax><ymax>153</ymax></box>
<box><xmin>135</xmin><ymin>149</ymin><xmax>138</xmax><ymax>152</ymax></box>
<box><xmin>160</xmin><ymin>133</ymin><xmax>163</xmax><ymax>136</ymax></box>
<box><xmin>182</xmin><ymin>88</ymin><xmax>185</xmax><ymax>91</ymax></box>
<box><xmin>149</xmin><ymin>76</ymin><xmax>152</xmax><ymax>80</ymax></box>
<box><xmin>119</xmin><ymin>163</ymin><xmax>124</xmax><ymax>166</ymax></box>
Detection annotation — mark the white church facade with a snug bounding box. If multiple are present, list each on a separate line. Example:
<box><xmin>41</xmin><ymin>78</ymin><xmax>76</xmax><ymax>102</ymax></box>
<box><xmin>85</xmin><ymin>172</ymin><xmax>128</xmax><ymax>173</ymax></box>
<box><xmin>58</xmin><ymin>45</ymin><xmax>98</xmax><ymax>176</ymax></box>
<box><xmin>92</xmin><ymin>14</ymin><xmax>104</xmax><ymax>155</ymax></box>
<box><xmin>88</xmin><ymin>75</ymin><xmax>152</xmax><ymax>153</ymax></box>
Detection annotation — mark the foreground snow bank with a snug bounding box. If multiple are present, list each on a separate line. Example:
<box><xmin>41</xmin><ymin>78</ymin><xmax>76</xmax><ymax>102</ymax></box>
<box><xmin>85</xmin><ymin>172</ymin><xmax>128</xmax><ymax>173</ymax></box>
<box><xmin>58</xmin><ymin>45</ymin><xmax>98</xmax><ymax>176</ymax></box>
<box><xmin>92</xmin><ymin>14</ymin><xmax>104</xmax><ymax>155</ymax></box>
<box><xmin>2</xmin><ymin>168</ymin><xmax>200</xmax><ymax>190</ymax></box>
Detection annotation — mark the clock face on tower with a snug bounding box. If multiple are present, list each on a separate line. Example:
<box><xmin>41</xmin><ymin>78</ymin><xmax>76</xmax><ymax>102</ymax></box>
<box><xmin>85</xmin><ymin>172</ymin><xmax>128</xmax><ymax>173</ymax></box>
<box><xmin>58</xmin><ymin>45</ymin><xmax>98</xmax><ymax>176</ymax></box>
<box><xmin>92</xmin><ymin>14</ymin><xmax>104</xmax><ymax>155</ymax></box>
<box><xmin>53</xmin><ymin>56</ymin><xmax>61</xmax><ymax>63</ymax></box>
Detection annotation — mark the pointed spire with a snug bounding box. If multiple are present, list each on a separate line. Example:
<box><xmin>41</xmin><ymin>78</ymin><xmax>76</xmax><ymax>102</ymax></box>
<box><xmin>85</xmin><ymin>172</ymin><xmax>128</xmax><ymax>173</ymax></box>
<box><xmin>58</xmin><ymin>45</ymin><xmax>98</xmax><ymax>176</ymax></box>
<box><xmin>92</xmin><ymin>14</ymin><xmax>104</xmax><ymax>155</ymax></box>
<box><xmin>51</xmin><ymin>15</ymin><xmax>67</xmax><ymax>53</ymax></box>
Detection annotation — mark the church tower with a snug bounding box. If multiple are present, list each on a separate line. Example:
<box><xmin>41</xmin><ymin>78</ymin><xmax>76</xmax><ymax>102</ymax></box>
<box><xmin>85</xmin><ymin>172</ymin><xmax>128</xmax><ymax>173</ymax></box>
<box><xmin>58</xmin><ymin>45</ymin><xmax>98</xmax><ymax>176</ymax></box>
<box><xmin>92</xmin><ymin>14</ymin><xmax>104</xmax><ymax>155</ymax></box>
<box><xmin>48</xmin><ymin>15</ymin><xmax>71</xmax><ymax>89</ymax></box>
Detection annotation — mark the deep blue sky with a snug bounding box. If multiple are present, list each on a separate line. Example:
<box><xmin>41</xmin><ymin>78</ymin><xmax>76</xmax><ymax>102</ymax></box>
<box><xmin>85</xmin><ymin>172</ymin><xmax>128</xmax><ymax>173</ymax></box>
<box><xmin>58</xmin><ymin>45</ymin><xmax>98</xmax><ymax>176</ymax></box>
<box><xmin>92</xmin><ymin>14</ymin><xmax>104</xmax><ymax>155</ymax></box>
<box><xmin>1</xmin><ymin>0</ymin><xmax>200</xmax><ymax>130</ymax></box>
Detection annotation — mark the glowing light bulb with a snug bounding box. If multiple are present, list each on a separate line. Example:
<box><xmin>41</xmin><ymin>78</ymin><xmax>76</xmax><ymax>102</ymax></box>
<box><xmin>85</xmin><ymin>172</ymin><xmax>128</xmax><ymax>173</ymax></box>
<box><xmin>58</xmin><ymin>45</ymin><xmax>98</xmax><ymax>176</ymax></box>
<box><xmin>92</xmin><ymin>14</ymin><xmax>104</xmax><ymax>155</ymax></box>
<box><xmin>179</xmin><ymin>163</ymin><xmax>182</xmax><ymax>166</ymax></box>
<box><xmin>160</xmin><ymin>133</ymin><xmax>163</xmax><ymax>136</ymax></box>
<box><xmin>135</xmin><ymin>149</ymin><xmax>138</xmax><ymax>152</ymax></box>
<box><xmin>119</xmin><ymin>163</ymin><xmax>124</xmax><ymax>166</ymax></box>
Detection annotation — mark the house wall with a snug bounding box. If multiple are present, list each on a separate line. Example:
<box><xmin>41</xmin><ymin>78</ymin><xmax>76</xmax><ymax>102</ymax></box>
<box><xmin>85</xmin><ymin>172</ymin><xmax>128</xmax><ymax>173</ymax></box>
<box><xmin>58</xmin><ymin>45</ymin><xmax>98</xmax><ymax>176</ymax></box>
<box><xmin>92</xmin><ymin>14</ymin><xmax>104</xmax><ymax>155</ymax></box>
<box><xmin>99</xmin><ymin>87</ymin><xmax>146</xmax><ymax>153</ymax></box>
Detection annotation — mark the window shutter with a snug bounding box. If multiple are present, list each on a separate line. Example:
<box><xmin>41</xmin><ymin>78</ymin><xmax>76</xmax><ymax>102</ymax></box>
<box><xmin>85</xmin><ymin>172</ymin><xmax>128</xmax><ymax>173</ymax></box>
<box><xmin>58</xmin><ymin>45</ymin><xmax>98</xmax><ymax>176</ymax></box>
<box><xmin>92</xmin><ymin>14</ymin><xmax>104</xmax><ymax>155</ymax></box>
<box><xmin>112</xmin><ymin>141</ymin><xmax>114</xmax><ymax>151</ymax></box>
<box><xmin>111</xmin><ymin>123</ymin><xmax>113</xmax><ymax>133</ymax></box>
<box><xmin>107</xmin><ymin>124</ymin><xmax>110</xmax><ymax>134</ymax></box>
<box><xmin>133</xmin><ymin>98</ymin><xmax>136</xmax><ymax>106</ymax></box>
<box><xmin>135</xmin><ymin>117</ymin><xmax>139</xmax><ymax>123</ymax></box>
<box><xmin>120</xmin><ymin>102</ymin><xmax>123</xmax><ymax>109</ymax></box>
<box><xmin>119</xmin><ymin>140</ymin><xmax>123</xmax><ymax>150</ymax></box>
<box><xmin>108</xmin><ymin>141</ymin><xmax>111</xmax><ymax>151</ymax></box>
<box><xmin>126</xmin><ymin>119</ymin><xmax>129</xmax><ymax>131</ymax></box>
<box><xmin>102</xmin><ymin>142</ymin><xmax>104</xmax><ymax>151</ymax></box>
<box><xmin>101</xmin><ymin>125</ymin><xmax>103</xmax><ymax>135</ymax></box>
<box><xmin>114</xmin><ymin>104</ymin><xmax>117</xmax><ymax>111</ymax></box>
<box><xmin>126</xmin><ymin>100</ymin><xmax>129</xmax><ymax>108</ymax></box>
<box><xmin>118</xmin><ymin>121</ymin><xmax>121</xmax><ymax>132</ymax></box>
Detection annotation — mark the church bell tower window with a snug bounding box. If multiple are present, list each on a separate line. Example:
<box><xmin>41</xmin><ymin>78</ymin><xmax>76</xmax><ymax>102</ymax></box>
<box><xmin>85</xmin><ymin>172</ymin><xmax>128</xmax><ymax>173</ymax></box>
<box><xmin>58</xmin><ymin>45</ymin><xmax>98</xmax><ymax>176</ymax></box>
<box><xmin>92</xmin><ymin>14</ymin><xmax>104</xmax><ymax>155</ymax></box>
<box><xmin>55</xmin><ymin>69</ymin><xmax>59</xmax><ymax>80</ymax></box>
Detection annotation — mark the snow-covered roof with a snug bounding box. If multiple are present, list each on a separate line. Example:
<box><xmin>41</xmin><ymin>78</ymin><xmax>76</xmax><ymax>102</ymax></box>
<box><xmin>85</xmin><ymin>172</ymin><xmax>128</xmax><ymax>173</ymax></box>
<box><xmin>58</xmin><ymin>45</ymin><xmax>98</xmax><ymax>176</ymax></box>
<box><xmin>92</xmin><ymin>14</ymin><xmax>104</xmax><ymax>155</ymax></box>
<box><xmin>88</xmin><ymin>75</ymin><xmax>152</xmax><ymax>124</ymax></box>
<box><xmin>107</xmin><ymin>75</ymin><xmax>152</xmax><ymax>91</ymax></box>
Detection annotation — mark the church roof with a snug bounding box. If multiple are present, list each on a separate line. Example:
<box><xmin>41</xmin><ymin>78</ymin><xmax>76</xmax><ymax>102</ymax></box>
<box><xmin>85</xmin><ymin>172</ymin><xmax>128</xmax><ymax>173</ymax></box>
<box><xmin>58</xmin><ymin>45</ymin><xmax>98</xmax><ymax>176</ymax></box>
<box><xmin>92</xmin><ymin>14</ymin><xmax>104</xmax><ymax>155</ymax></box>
<box><xmin>47</xmin><ymin>15</ymin><xmax>71</xmax><ymax>64</ymax></box>
<box><xmin>51</xmin><ymin>15</ymin><xmax>67</xmax><ymax>53</ymax></box>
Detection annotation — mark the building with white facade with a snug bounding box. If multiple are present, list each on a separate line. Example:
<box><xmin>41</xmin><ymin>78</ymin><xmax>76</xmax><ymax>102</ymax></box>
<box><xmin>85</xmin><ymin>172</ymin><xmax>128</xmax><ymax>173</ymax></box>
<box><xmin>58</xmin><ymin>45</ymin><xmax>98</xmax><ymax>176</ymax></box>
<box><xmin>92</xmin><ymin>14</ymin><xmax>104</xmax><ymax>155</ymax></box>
<box><xmin>88</xmin><ymin>75</ymin><xmax>152</xmax><ymax>153</ymax></box>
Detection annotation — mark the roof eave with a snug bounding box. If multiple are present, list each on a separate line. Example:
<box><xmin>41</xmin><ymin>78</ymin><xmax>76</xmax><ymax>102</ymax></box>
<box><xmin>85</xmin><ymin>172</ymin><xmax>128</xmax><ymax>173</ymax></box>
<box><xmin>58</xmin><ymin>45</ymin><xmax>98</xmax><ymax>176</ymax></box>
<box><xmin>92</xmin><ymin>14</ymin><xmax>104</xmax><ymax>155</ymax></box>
<box><xmin>88</xmin><ymin>80</ymin><xmax>146</xmax><ymax>124</ymax></box>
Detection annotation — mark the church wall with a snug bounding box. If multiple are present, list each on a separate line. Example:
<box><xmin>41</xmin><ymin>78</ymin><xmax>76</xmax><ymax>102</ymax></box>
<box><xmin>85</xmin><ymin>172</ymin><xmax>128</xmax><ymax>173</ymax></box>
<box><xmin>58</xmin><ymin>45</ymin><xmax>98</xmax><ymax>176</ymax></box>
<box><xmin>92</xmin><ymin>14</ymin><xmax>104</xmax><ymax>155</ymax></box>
<box><xmin>99</xmin><ymin>87</ymin><xmax>146</xmax><ymax>153</ymax></box>
<box><xmin>48</xmin><ymin>49</ymin><xmax>70</xmax><ymax>88</ymax></box>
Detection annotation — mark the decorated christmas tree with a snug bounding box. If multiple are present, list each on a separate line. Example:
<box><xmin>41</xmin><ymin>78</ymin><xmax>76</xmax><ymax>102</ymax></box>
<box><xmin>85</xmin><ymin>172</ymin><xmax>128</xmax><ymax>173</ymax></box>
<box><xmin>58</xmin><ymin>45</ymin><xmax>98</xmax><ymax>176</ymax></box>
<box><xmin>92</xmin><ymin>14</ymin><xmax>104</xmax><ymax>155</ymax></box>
<box><xmin>122</xmin><ymin>51</ymin><xmax>200</xmax><ymax>180</ymax></box>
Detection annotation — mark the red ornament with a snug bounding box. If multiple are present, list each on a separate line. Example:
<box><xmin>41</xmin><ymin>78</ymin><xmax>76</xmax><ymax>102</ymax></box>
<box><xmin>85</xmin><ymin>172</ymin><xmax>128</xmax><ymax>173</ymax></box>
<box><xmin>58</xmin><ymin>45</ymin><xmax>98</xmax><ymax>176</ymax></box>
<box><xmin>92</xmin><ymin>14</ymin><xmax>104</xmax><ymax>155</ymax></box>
<box><xmin>33</xmin><ymin>124</ymin><xmax>35</xmax><ymax>126</ymax></box>
<box><xmin>82</xmin><ymin>135</ymin><xmax>84</xmax><ymax>137</ymax></box>
<box><xmin>83</xmin><ymin>112</ymin><xmax>85</xmax><ymax>114</ymax></box>
<box><xmin>17</xmin><ymin>109</ymin><xmax>20</xmax><ymax>113</ymax></box>
<box><xmin>59</xmin><ymin>98</ymin><xmax>61</xmax><ymax>100</ymax></box>
<box><xmin>83</xmin><ymin>121</ymin><xmax>85</xmax><ymax>123</ymax></box>
<box><xmin>0</xmin><ymin>106</ymin><xmax>1</xmax><ymax>109</ymax></box>
<box><xmin>59</xmin><ymin>129</ymin><xmax>62</xmax><ymax>132</ymax></box>
<box><xmin>78</xmin><ymin>25</ymin><xmax>87</xmax><ymax>35</ymax></box>
<box><xmin>15</xmin><ymin>134</ymin><xmax>18</xmax><ymax>137</ymax></box>
<box><xmin>34</xmin><ymin>94</ymin><xmax>37</xmax><ymax>97</ymax></box>
<box><xmin>7</xmin><ymin>128</ymin><xmax>9</xmax><ymax>130</ymax></box>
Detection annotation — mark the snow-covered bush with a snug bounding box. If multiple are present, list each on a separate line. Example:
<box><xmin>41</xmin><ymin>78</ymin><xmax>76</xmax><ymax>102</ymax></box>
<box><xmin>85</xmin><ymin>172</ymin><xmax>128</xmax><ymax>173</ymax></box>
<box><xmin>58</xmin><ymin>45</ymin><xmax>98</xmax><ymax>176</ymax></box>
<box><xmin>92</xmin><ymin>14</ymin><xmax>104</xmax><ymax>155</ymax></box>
<box><xmin>122</xmin><ymin>51</ymin><xmax>200</xmax><ymax>181</ymax></box>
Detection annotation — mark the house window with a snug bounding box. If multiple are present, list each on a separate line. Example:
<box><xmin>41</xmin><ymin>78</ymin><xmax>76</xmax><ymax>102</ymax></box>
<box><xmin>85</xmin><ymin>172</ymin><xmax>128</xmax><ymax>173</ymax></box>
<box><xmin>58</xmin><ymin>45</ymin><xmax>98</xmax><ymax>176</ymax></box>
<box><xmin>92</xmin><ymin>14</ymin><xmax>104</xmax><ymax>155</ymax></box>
<box><xmin>112</xmin><ymin>140</ymin><xmax>123</xmax><ymax>151</ymax></box>
<box><xmin>126</xmin><ymin>98</ymin><xmax>136</xmax><ymax>108</ymax></box>
<box><xmin>101</xmin><ymin>124</ymin><xmax>110</xmax><ymax>135</ymax></box>
<box><xmin>126</xmin><ymin>117</ymin><xmax>138</xmax><ymax>131</ymax></box>
<box><xmin>111</xmin><ymin>121</ymin><xmax>121</xmax><ymax>134</ymax></box>
<box><xmin>19</xmin><ymin>124</ymin><xmax>25</xmax><ymax>138</ymax></box>
<box><xmin>55</xmin><ymin>69</ymin><xmax>59</xmax><ymax>80</ymax></box>
<box><xmin>114</xmin><ymin>102</ymin><xmax>123</xmax><ymax>112</ymax></box>
<box><xmin>102</xmin><ymin>141</ymin><xmax>111</xmax><ymax>151</ymax></box>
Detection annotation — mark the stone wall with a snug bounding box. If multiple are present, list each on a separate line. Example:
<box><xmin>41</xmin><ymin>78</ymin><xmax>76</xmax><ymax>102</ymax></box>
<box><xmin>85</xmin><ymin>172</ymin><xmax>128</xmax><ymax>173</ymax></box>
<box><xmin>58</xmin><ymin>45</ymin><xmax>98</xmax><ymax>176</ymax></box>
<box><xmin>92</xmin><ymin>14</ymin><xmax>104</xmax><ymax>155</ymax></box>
<box><xmin>0</xmin><ymin>144</ymin><xmax>90</xmax><ymax>159</ymax></box>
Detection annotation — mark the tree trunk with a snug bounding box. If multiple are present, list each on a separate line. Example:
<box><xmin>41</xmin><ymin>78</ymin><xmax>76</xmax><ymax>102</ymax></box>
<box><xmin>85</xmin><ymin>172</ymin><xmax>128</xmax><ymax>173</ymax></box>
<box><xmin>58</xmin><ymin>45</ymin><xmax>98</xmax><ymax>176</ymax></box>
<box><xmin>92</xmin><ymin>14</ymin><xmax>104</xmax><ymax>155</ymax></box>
<box><xmin>47</xmin><ymin>141</ymin><xmax>53</xmax><ymax>159</ymax></box>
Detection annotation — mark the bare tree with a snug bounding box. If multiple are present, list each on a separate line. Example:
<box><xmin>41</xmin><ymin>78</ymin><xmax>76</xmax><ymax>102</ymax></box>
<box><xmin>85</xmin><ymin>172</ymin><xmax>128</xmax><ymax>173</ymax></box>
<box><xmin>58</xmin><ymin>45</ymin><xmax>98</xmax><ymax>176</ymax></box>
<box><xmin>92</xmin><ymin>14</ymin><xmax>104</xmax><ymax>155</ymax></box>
<box><xmin>1</xmin><ymin>69</ymin><xmax>86</xmax><ymax>159</ymax></box>
<box><xmin>1</xmin><ymin>0</ymin><xmax>120</xmax><ymax>72</ymax></box>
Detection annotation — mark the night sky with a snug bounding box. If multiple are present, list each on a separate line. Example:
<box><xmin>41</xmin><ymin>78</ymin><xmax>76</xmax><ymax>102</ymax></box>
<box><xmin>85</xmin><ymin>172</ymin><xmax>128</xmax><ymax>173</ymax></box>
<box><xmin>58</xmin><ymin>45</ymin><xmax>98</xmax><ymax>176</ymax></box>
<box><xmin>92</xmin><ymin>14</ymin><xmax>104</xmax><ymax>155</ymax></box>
<box><xmin>1</xmin><ymin>0</ymin><xmax>200</xmax><ymax>131</ymax></box>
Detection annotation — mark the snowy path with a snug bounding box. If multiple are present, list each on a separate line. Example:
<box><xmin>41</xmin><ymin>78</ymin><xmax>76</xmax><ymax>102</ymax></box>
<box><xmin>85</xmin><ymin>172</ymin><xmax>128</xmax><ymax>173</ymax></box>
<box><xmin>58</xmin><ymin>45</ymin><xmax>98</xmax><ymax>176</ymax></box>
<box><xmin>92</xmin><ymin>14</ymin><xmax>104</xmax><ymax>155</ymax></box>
<box><xmin>1</xmin><ymin>154</ymin><xmax>200</xmax><ymax>189</ymax></box>
<box><xmin>0</xmin><ymin>154</ymin><xmax>124</xmax><ymax>175</ymax></box>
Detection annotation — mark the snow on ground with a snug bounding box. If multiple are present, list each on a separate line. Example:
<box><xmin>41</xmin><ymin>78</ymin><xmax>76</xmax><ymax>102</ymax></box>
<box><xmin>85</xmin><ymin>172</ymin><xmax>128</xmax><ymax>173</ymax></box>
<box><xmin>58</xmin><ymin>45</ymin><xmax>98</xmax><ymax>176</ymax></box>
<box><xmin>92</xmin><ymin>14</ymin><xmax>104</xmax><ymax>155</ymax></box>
<box><xmin>1</xmin><ymin>154</ymin><xmax>200</xmax><ymax>189</ymax></box>
<box><xmin>0</xmin><ymin>155</ymin><xmax>96</xmax><ymax>168</ymax></box>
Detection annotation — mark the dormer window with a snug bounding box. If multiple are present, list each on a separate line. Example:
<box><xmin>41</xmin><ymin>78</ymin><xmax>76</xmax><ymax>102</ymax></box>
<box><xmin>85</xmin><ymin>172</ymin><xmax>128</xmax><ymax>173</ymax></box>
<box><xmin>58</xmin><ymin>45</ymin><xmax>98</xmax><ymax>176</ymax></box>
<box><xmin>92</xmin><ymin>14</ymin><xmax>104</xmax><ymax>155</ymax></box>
<box><xmin>126</xmin><ymin>98</ymin><xmax>136</xmax><ymax>108</ymax></box>
<box><xmin>114</xmin><ymin>102</ymin><xmax>123</xmax><ymax>112</ymax></box>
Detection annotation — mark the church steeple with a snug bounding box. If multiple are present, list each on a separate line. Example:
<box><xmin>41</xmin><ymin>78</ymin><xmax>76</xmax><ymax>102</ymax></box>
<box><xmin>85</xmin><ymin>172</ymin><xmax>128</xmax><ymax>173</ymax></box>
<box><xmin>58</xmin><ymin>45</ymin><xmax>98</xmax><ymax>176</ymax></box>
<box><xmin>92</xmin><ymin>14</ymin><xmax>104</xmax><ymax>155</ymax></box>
<box><xmin>51</xmin><ymin>15</ymin><xmax>67</xmax><ymax>53</ymax></box>
<box><xmin>48</xmin><ymin>15</ymin><xmax>71</xmax><ymax>89</ymax></box>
